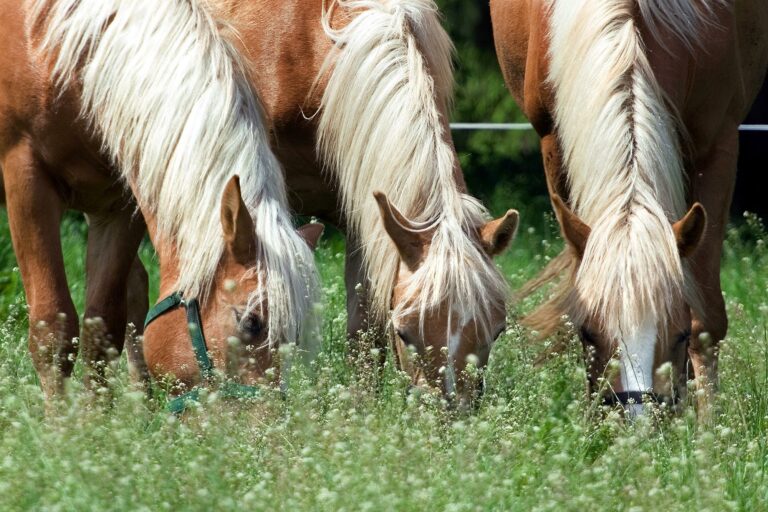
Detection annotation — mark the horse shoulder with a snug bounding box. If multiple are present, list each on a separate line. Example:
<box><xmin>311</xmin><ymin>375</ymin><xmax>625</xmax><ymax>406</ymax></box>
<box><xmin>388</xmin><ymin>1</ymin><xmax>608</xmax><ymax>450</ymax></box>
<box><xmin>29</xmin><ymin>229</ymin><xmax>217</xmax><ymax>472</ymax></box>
<box><xmin>733</xmin><ymin>0</ymin><xmax>768</xmax><ymax>113</ymax></box>
<box><xmin>0</xmin><ymin>2</ymin><xmax>43</xmax><ymax>154</ymax></box>
<box><xmin>670</xmin><ymin>1</ymin><xmax>768</xmax><ymax>153</ymax></box>
<box><xmin>491</xmin><ymin>0</ymin><xmax>554</xmax><ymax>136</ymax></box>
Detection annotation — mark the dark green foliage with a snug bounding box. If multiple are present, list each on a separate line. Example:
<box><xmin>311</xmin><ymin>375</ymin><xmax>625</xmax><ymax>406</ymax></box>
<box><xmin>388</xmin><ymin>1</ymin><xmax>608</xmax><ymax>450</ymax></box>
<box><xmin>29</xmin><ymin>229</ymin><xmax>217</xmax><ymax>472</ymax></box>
<box><xmin>435</xmin><ymin>0</ymin><xmax>549</xmax><ymax>217</ymax></box>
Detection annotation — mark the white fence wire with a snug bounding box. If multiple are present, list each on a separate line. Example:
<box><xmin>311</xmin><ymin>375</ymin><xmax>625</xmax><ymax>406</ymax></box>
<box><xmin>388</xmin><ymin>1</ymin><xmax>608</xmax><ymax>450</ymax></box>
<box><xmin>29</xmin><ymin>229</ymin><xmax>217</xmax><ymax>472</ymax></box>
<box><xmin>450</xmin><ymin>123</ymin><xmax>768</xmax><ymax>132</ymax></box>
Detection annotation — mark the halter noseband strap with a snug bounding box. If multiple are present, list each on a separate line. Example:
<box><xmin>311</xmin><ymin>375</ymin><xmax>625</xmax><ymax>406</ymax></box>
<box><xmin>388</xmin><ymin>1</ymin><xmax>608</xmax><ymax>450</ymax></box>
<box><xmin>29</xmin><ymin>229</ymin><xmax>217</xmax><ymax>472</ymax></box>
<box><xmin>597</xmin><ymin>330</ymin><xmax>690</xmax><ymax>410</ymax></box>
<box><xmin>145</xmin><ymin>292</ymin><xmax>213</xmax><ymax>379</ymax></box>
<box><xmin>144</xmin><ymin>292</ymin><xmax>260</xmax><ymax>413</ymax></box>
<box><xmin>602</xmin><ymin>390</ymin><xmax>679</xmax><ymax>408</ymax></box>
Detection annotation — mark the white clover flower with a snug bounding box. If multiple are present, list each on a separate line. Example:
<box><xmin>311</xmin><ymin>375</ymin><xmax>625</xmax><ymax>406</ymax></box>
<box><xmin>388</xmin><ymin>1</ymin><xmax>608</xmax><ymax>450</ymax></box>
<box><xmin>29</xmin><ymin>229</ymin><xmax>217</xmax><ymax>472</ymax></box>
<box><xmin>655</xmin><ymin>361</ymin><xmax>673</xmax><ymax>378</ymax></box>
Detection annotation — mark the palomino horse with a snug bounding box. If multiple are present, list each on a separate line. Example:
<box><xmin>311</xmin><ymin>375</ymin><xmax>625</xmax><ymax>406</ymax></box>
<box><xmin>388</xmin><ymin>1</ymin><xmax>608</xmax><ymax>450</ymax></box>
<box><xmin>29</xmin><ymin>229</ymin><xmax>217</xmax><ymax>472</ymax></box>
<box><xmin>491</xmin><ymin>0</ymin><xmax>768</xmax><ymax>416</ymax></box>
<box><xmin>206</xmin><ymin>0</ymin><xmax>520</xmax><ymax>404</ymax></box>
<box><xmin>0</xmin><ymin>0</ymin><xmax>321</xmax><ymax>401</ymax></box>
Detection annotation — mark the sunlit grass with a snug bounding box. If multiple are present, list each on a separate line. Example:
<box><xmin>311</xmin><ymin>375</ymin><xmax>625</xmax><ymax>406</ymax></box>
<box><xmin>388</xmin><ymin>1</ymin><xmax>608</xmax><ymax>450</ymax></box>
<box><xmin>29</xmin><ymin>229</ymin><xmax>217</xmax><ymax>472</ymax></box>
<box><xmin>0</xmin><ymin>209</ymin><xmax>766</xmax><ymax>511</ymax></box>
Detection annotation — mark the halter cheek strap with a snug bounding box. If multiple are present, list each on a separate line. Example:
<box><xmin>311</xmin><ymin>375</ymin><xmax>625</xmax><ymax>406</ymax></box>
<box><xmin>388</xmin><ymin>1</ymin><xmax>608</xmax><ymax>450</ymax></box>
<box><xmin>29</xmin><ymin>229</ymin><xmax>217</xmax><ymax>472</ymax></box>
<box><xmin>145</xmin><ymin>292</ymin><xmax>213</xmax><ymax>379</ymax></box>
<box><xmin>144</xmin><ymin>292</ymin><xmax>260</xmax><ymax>413</ymax></box>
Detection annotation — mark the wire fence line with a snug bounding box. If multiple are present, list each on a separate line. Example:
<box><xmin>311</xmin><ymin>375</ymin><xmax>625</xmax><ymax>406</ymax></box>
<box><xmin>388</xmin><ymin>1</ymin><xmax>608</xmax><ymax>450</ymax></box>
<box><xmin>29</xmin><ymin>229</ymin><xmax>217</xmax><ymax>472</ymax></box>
<box><xmin>450</xmin><ymin>123</ymin><xmax>768</xmax><ymax>132</ymax></box>
<box><xmin>450</xmin><ymin>123</ymin><xmax>533</xmax><ymax>131</ymax></box>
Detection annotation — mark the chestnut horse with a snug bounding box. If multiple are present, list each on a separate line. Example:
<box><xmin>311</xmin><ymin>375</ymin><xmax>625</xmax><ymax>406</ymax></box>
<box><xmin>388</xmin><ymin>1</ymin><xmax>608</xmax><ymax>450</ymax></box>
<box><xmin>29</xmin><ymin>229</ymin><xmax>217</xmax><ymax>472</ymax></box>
<box><xmin>0</xmin><ymin>0</ymin><xmax>321</xmax><ymax>401</ymax></box>
<box><xmin>491</xmin><ymin>0</ymin><xmax>768</xmax><ymax>416</ymax></box>
<box><xmin>205</xmin><ymin>0</ymin><xmax>520</xmax><ymax>404</ymax></box>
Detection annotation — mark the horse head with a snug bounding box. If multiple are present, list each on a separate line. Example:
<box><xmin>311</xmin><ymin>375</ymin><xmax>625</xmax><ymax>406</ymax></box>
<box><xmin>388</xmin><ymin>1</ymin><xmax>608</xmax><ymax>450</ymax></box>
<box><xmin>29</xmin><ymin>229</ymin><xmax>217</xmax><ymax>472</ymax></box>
<box><xmin>143</xmin><ymin>176</ymin><xmax>323</xmax><ymax>393</ymax></box>
<box><xmin>374</xmin><ymin>191</ymin><xmax>518</xmax><ymax>408</ymax></box>
<box><xmin>552</xmin><ymin>193</ymin><xmax>707</xmax><ymax>416</ymax></box>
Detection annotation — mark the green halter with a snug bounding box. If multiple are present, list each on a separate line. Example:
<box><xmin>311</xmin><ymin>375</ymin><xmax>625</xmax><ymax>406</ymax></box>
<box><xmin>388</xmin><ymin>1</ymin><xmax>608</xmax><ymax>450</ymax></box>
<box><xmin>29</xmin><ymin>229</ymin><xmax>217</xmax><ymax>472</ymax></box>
<box><xmin>144</xmin><ymin>292</ymin><xmax>261</xmax><ymax>413</ymax></box>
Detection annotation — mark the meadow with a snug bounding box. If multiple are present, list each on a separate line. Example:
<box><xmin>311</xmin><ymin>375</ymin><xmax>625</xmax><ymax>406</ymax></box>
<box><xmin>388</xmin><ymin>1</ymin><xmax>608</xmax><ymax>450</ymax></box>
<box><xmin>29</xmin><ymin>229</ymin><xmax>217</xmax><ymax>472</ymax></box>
<box><xmin>0</xmin><ymin>201</ymin><xmax>767</xmax><ymax>511</ymax></box>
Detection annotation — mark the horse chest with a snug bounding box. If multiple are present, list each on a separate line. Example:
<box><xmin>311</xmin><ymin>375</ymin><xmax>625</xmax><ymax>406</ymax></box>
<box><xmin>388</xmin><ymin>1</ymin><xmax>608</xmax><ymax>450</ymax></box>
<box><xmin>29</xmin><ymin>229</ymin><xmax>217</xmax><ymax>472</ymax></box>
<box><xmin>270</xmin><ymin>123</ymin><xmax>340</xmax><ymax>221</ymax></box>
<box><xmin>34</xmin><ymin>128</ymin><xmax>126</xmax><ymax>214</ymax></box>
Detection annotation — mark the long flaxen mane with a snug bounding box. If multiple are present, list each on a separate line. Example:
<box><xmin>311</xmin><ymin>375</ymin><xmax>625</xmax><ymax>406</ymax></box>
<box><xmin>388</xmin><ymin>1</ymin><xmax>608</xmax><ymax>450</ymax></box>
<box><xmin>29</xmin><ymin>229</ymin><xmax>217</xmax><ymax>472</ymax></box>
<box><xmin>525</xmin><ymin>0</ymin><xmax>723</xmax><ymax>340</ymax></box>
<box><xmin>28</xmin><ymin>0</ymin><xmax>319</xmax><ymax>348</ymax></box>
<box><xmin>317</xmin><ymin>0</ymin><xmax>508</xmax><ymax>335</ymax></box>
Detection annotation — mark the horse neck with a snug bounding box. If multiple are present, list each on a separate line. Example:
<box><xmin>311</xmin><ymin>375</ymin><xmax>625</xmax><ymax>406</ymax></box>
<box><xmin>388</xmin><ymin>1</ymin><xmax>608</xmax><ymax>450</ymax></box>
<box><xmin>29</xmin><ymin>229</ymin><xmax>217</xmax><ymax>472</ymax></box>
<box><xmin>407</xmin><ymin>112</ymin><xmax>467</xmax><ymax>221</ymax></box>
<box><xmin>548</xmin><ymin>0</ymin><xmax>695</xmax><ymax>338</ymax></box>
<box><xmin>312</xmin><ymin>0</ymin><xmax>508</xmax><ymax>325</ymax></box>
<box><xmin>548</xmin><ymin>0</ymin><xmax>730</xmax><ymax>222</ymax></box>
<box><xmin>437</xmin><ymin>104</ymin><xmax>468</xmax><ymax>197</ymax></box>
<box><xmin>141</xmin><ymin>212</ymin><xmax>182</xmax><ymax>298</ymax></box>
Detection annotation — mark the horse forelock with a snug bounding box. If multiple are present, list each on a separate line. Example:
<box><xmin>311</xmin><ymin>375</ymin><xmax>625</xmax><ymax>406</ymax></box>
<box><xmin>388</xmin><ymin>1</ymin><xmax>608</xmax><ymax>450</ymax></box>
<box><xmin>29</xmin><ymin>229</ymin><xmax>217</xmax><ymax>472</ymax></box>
<box><xmin>29</xmin><ymin>0</ymin><xmax>319</xmax><ymax>348</ymax></box>
<box><xmin>317</xmin><ymin>0</ymin><xmax>506</xmax><ymax>336</ymax></box>
<box><xmin>392</xmin><ymin>198</ymin><xmax>509</xmax><ymax>341</ymax></box>
<box><xmin>572</xmin><ymin>206</ymin><xmax>686</xmax><ymax>340</ymax></box>
<box><xmin>525</xmin><ymin>0</ymin><xmax>722</xmax><ymax>340</ymax></box>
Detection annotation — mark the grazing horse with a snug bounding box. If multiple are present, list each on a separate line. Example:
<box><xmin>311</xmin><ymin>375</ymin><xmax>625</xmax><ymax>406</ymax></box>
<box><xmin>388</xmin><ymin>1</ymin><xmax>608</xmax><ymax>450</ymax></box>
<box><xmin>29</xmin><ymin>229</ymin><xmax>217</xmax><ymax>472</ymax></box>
<box><xmin>207</xmin><ymin>0</ymin><xmax>520</xmax><ymax>404</ymax></box>
<box><xmin>0</xmin><ymin>0</ymin><xmax>321</xmax><ymax>400</ymax></box>
<box><xmin>491</xmin><ymin>0</ymin><xmax>768</xmax><ymax>416</ymax></box>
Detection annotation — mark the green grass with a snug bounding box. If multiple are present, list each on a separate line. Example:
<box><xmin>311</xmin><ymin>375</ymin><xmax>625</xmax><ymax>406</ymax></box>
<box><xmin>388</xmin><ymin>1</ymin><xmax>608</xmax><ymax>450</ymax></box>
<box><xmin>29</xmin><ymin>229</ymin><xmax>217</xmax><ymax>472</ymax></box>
<box><xmin>0</xmin><ymin>208</ymin><xmax>767</xmax><ymax>511</ymax></box>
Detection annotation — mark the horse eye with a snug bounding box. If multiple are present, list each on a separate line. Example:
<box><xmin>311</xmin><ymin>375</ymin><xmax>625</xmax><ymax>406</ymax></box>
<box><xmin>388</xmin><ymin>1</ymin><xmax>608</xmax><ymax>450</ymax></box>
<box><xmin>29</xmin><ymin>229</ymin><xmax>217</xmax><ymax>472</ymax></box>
<box><xmin>493</xmin><ymin>327</ymin><xmax>505</xmax><ymax>341</ymax></box>
<box><xmin>676</xmin><ymin>330</ymin><xmax>691</xmax><ymax>346</ymax></box>
<box><xmin>396</xmin><ymin>330</ymin><xmax>412</xmax><ymax>347</ymax></box>
<box><xmin>241</xmin><ymin>315</ymin><xmax>263</xmax><ymax>337</ymax></box>
<box><xmin>233</xmin><ymin>309</ymin><xmax>263</xmax><ymax>337</ymax></box>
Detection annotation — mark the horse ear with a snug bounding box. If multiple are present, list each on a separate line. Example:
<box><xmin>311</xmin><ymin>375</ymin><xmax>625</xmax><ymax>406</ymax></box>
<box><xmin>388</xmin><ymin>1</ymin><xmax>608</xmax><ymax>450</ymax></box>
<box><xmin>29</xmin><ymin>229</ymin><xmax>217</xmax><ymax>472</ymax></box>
<box><xmin>298</xmin><ymin>223</ymin><xmax>324</xmax><ymax>250</ymax></box>
<box><xmin>481</xmin><ymin>209</ymin><xmax>519</xmax><ymax>256</ymax></box>
<box><xmin>672</xmin><ymin>202</ymin><xmax>707</xmax><ymax>258</ymax></box>
<box><xmin>220</xmin><ymin>175</ymin><xmax>256</xmax><ymax>263</ymax></box>
<box><xmin>551</xmin><ymin>194</ymin><xmax>590</xmax><ymax>258</ymax></box>
<box><xmin>373</xmin><ymin>191</ymin><xmax>428</xmax><ymax>269</ymax></box>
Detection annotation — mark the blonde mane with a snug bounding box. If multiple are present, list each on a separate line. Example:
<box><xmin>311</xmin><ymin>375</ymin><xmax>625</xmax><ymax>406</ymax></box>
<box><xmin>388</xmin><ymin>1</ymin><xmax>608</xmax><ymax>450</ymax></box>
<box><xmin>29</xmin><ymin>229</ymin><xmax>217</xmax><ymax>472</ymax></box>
<box><xmin>526</xmin><ymin>0</ymin><xmax>722</xmax><ymax>339</ymax></box>
<box><xmin>29</xmin><ymin>0</ymin><xmax>319</xmax><ymax>348</ymax></box>
<box><xmin>317</xmin><ymin>0</ymin><xmax>508</xmax><ymax>333</ymax></box>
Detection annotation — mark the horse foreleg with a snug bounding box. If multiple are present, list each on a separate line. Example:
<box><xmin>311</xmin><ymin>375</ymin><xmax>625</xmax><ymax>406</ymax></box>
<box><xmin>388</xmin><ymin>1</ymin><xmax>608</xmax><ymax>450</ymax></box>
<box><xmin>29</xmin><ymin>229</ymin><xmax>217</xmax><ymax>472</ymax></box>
<box><xmin>688</xmin><ymin>126</ymin><xmax>738</xmax><ymax>423</ymax></box>
<box><xmin>344</xmin><ymin>235</ymin><xmax>388</xmax><ymax>369</ymax></box>
<box><xmin>3</xmin><ymin>142</ymin><xmax>78</xmax><ymax>400</ymax></box>
<box><xmin>540</xmin><ymin>134</ymin><xmax>568</xmax><ymax>201</ymax></box>
<box><xmin>82</xmin><ymin>210</ymin><xmax>145</xmax><ymax>391</ymax></box>
<box><xmin>345</xmin><ymin>235</ymin><xmax>369</xmax><ymax>339</ymax></box>
<box><xmin>125</xmin><ymin>255</ymin><xmax>150</xmax><ymax>390</ymax></box>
